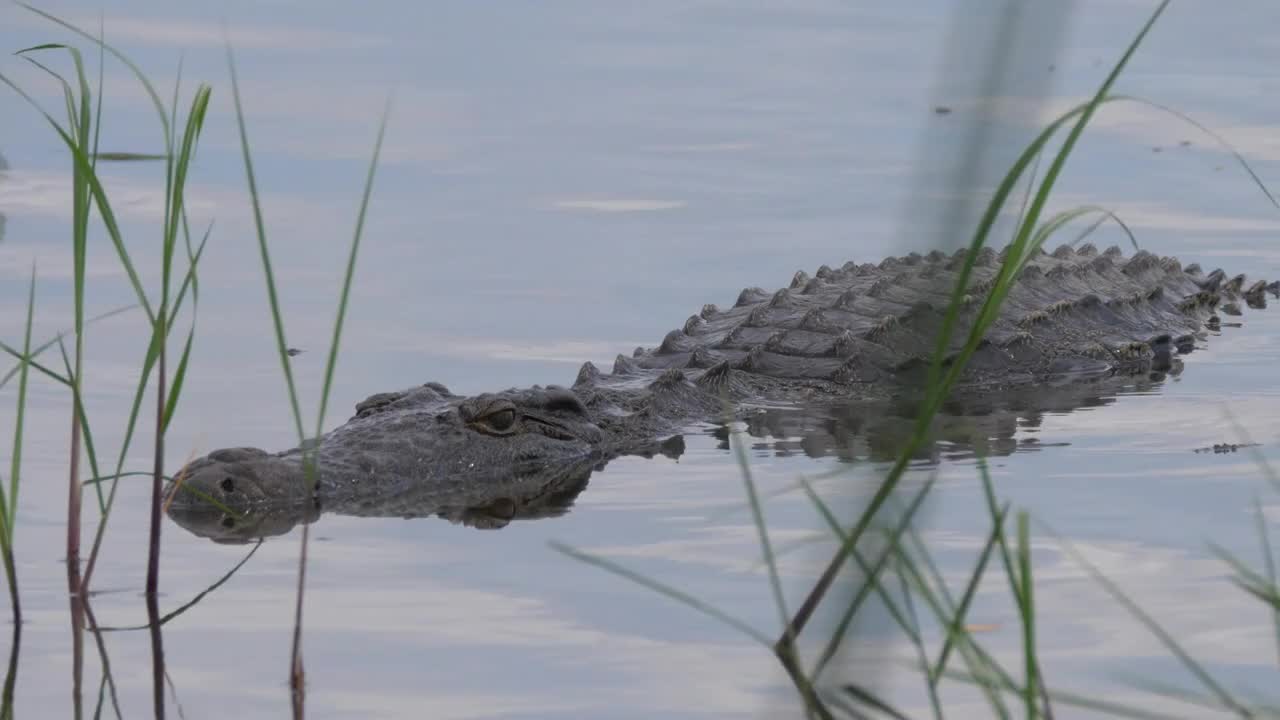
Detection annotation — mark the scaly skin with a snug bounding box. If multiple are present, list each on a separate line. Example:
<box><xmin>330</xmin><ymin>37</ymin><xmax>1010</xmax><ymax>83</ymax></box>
<box><xmin>166</xmin><ymin>243</ymin><xmax>1276</xmax><ymax>539</ymax></box>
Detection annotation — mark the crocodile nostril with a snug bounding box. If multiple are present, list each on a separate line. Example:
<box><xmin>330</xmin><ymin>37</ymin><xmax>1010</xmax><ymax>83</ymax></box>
<box><xmin>220</xmin><ymin>477</ymin><xmax>235</xmax><ymax>493</ymax></box>
<box><xmin>221</xmin><ymin>516</ymin><xmax>236</xmax><ymax>529</ymax></box>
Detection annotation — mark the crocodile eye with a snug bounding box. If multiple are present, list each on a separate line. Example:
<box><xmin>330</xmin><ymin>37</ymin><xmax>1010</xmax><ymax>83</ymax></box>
<box><xmin>483</xmin><ymin>408</ymin><xmax>516</xmax><ymax>432</ymax></box>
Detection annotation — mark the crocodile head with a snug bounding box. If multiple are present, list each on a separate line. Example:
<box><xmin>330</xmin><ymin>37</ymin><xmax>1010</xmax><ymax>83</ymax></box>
<box><xmin>165</xmin><ymin>382</ymin><xmax>607</xmax><ymax>520</ymax></box>
<box><xmin>166</xmin><ymin>449</ymin><xmax>598</xmax><ymax>543</ymax></box>
<box><xmin>167</xmin><ymin>446</ymin><xmax>312</xmax><ymax>514</ymax></box>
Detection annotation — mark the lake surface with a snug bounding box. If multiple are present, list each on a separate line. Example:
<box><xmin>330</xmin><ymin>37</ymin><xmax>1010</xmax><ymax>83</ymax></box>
<box><xmin>2</xmin><ymin>0</ymin><xmax>1280</xmax><ymax>717</ymax></box>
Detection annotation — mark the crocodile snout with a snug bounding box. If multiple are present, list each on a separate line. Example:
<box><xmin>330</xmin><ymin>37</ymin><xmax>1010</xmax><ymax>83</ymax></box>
<box><xmin>167</xmin><ymin>447</ymin><xmax>310</xmax><ymax>514</ymax></box>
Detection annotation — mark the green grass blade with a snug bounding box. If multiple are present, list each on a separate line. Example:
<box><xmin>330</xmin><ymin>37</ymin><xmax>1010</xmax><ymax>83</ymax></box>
<box><xmin>702</xmin><ymin>464</ymin><xmax>851</xmax><ymax>525</ymax></box>
<box><xmin>781</xmin><ymin>86</ymin><xmax>1149</xmax><ymax>649</ymax></box>
<box><xmin>1128</xmin><ymin>97</ymin><xmax>1280</xmax><ymax>210</ymax></box>
<box><xmin>224</xmin><ymin>43</ymin><xmax>304</xmax><ymax>441</ymax></box>
<box><xmin>1047</xmin><ymin>523</ymin><xmax>1251</xmax><ymax>717</ymax></box>
<box><xmin>162</xmin><ymin>671</ymin><xmax>186</xmax><ymax>720</ymax></box>
<box><xmin>937</xmin><ymin>667</ymin><xmax>1187</xmax><ymax>720</ymax></box>
<box><xmin>895</xmin><ymin>537</ymin><xmax>1013</xmax><ymax>719</ymax></box>
<box><xmin>0</xmin><ymin>305</ymin><xmax>135</xmax><ymax>389</ymax></box>
<box><xmin>81</xmin><ymin>599</ymin><xmax>123</xmax><ymax>720</ymax></box>
<box><xmin>1066</xmin><ymin>207</ymin><xmax>1139</xmax><ymax>249</ymax></box>
<box><xmin>932</xmin><ymin>501</ymin><xmax>1008</xmax><ymax>684</ymax></box>
<box><xmin>811</xmin><ymin>474</ymin><xmax>938</xmax><ymax>679</ymax></box>
<box><xmin>161</xmin><ymin>328</ymin><xmax>196</xmax><ymax>433</ymax></box>
<box><xmin>5</xmin><ymin>297</ymin><xmax>131</xmax><ymax>516</ymax></box>
<box><xmin>822</xmin><ymin>691</ymin><xmax>874</xmax><ymax>720</ymax></box>
<box><xmin>156</xmin><ymin>483</ymin><xmax>241</xmax><ymax>520</ymax></box>
<box><xmin>5</xmin><ymin>266</ymin><xmax>37</xmax><ymax>536</ymax></box>
<box><xmin>13</xmin><ymin>42</ymin><xmax>67</xmax><ymax>52</ymax></box>
<box><xmin>81</xmin><ymin>331</ymin><xmax>163</xmax><ymax>589</ymax></box>
<box><xmin>13</xmin><ymin>53</ymin><xmax>79</xmax><ymax>137</ymax></box>
<box><xmin>313</xmin><ymin>96</ymin><xmax>390</xmax><ymax>436</ymax></box>
<box><xmin>938</xmin><ymin>53</ymin><xmax>1172</xmax><ymax>395</ymax></box>
<box><xmin>549</xmin><ymin>540</ymin><xmax>775</xmax><ymax>647</ymax></box>
<box><xmin>167</xmin><ymin>218</ymin><xmax>211</xmax><ymax>331</ymax></box>
<box><xmin>748</xmin><ymin>533</ymin><xmax>842</xmax><ymax>572</ymax></box>
<box><xmin>165</xmin><ymin>84</ymin><xmax>211</xmax><ymax>282</ymax></box>
<box><xmin>795</xmin><ymin>475</ymin><xmax>919</xmax><ymax>644</ymax></box>
<box><xmin>67</xmin><ymin>39</ymin><xmax>95</xmax><ymax>328</ymax></box>
<box><xmin>1225</xmin><ymin>577</ymin><xmax>1280</xmax><ymax>609</ymax></box>
<box><xmin>1120</xmin><ymin>674</ymin><xmax>1280</xmax><ymax>717</ymax></box>
<box><xmin>980</xmin><ymin>459</ymin><xmax>1023</xmax><ymax>602</ymax></box>
<box><xmin>98</xmin><ymin>541</ymin><xmax>263</xmax><ymax>633</ymax></box>
<box><xmin>83</xmin><ymin>471</ymin><xmax>168</xmax><ymax>487</ymax></box>
<box><xmin>0</xmin><ymin>267</ymin><xmax>38</xmax><ymax>610</ymax></box>
<box><xmin>981</xmin><ymin>467</ymin><xmax>1060</xmax><ymax>718</ymax></box>
<box><xmin>1006</xmin><ymin>2</ymin><xmax>1171</xmax><ymax>264</ymax></box>
<box><xmin>895</xmin><ymin>498</ymin><xmax>1023</xmax><ymax>715</ymax></box>
<box><xmin>923</xmin><ymin>94</ymin><xmax>1135</xmax><ymax>405</ymax></box>
<box><xmin>0</xmin><ymin>338</ymin><xmax>69</xmax><ymax>386</ymax></box>
<box><xmin>164</xmin><ymin>55</ymin><xmax>183</xmax><ymax>255</ymax></box>
<box><xmin>1254</xmin><ymin>497</ymin><xmax>1280</xmax><ymax>665</ymax></box>
<box><xmin>1219</xmin><ymin>408</ymin><xmax>1280</xmax><ymax>496</ymax></box>
<box><xmin>840</xmin><ymin>684</ymin><xmax>912</xmax><ymax>720</ymax></box>
<box><xmin>1031</xmin><ymin>205</ymin><xmax>1138</xmax><ymax>252</ymax></box>
<box><xmin>1207</xmin><ymin>543</ymin><xmax>1280</xmax><ymax>609</ymax></box>
<box><xmin>0</xmin><ymin>72</ymin><xmax>155</xmax><ymax>323</ymax></box>
<box><xmin>17</xmin><ymin>3</ymin><xmax>172</xmax><ymax>143</ymax></box>
<box><xmin>92</xmin><ymin>673</ymin><xmax>107</xmax><ymax>720</ymax></box>
<box><xmin>895</xmin><ymin>561</ymin><xmax>943</xmax><ymax>720</ymax></box>
<box><xmin>1010</xmin><ymin>149</ymin><xmax>1042</xmax><ymax>241</ymax></box>
<box><xmin>90</xmin><ymin>14</ymin><xmax>106</xmax><ymax>186</ymax></box>
<box><xmin>55</xmin><ymin>338</ymin><xmax>104</xmax><ymax>509</ymax></box>
<box><xmin>1016</xmin><ymin>512</ymin><xmax>1044</xmax><ymax>720</ymax></box>
<box><xmin>730</xmin><ymin>427</ymin><xmax>792</xmax><ymax>640</ymax></box>
<box><xmin>0</xmin><ymin>496</ymin><xmax>10</xmax><ymax>555</ymax></box>
<box><xmin>929</xmin><ymin>0</ymin><xmax>1174</xmax><ymax>403</ymax></box>
<box><xmin>157</xmin><ymin>88</ymin><xmax>212</xmax><ymax>434</ymax></box>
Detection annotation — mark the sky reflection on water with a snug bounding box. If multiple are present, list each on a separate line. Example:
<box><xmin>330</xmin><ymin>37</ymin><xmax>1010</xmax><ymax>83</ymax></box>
<box><xmin>1</xmin><ymin>0</ymin><xmax>1280</xmax><ymax>717</ymax></box>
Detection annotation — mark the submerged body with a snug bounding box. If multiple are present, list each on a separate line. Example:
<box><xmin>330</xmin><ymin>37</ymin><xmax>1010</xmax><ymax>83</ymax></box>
<box><xmin>167</xmin><ymin>243</ymin><xmax>1276</xmax><ymax>537</ymax></box>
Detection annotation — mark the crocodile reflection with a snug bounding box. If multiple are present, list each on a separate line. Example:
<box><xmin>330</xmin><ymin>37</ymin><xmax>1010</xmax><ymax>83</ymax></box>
<box><xmin>168</xmin><ymin>369</ymin><xmax>1175</xmax><ymax>544</ymax></box>
<box><xmin>167</xmin><ymin>455</ymin><xmax>605</xmax><ymax>544</ymax></box>
<box><xmin>723</xmin><ymin>371</ymin><xmax>1168</xmax><ymax>464</ymax></box>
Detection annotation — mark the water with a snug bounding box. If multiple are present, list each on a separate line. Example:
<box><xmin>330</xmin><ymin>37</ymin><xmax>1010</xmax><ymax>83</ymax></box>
<box><xmin>1</xmin><ymin>0</ymin><xmax>1280</xmax><ymax>717</ymax></box>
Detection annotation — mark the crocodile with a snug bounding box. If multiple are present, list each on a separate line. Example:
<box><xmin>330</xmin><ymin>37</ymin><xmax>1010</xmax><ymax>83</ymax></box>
<box><xmin>166</xmin><ymin>243</ymin><xmax>1277</xmax><ymax>538</ymax></box>
<box><xmin>168</xmin><ymin>368</ymin><xmax>1183</xmax><ymax>542</ymax></box>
